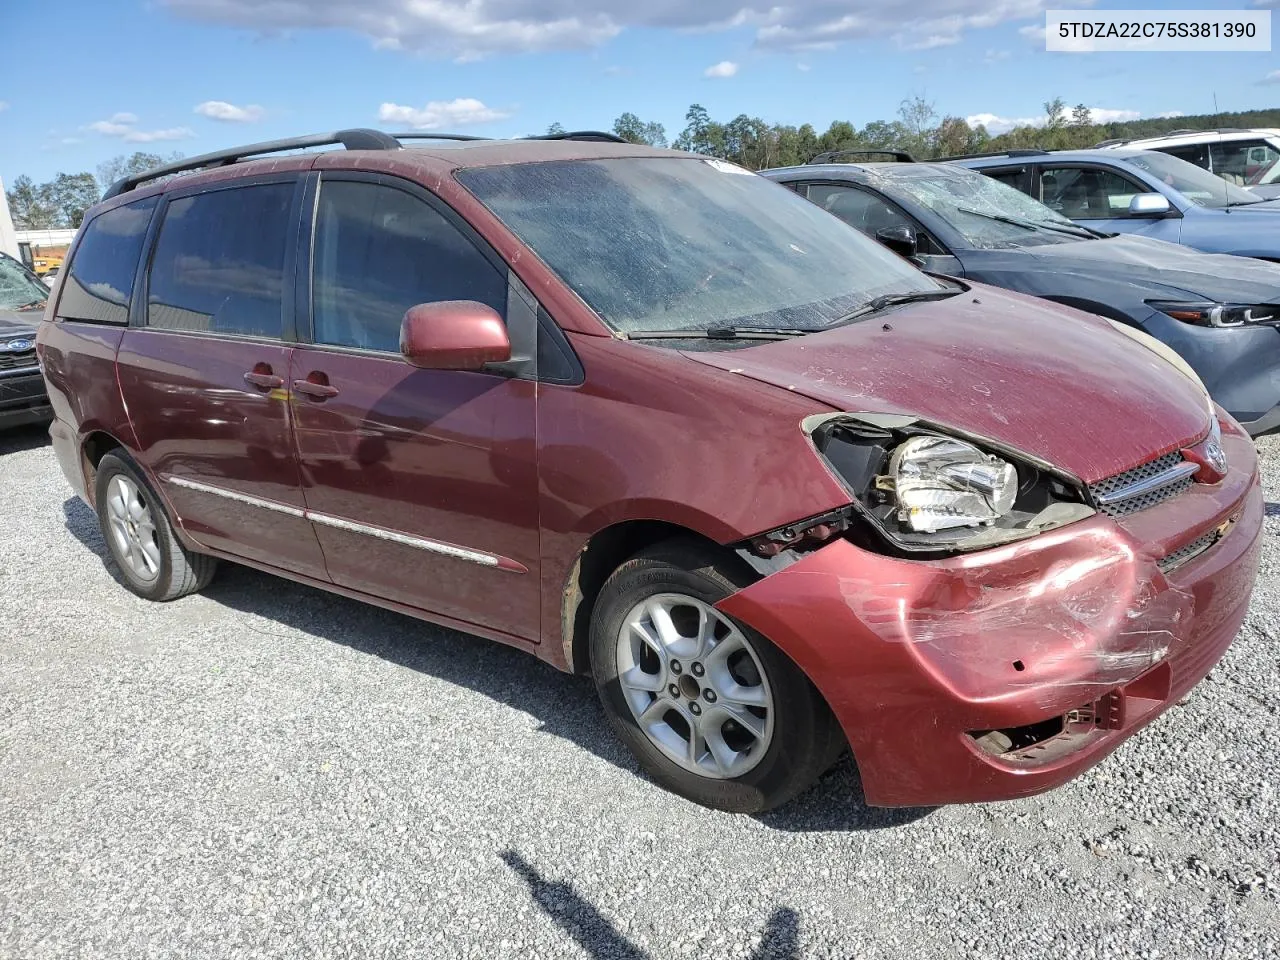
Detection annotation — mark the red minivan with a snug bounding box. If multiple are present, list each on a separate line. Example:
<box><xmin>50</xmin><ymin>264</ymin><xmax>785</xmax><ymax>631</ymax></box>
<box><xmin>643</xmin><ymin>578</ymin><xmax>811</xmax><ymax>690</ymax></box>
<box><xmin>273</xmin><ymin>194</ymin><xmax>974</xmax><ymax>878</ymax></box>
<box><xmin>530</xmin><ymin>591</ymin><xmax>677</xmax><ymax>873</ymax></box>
<box><xmin>37</xmin><ymin>130</ymin><xmax>1262</xmax><ymax>812</ymax></box>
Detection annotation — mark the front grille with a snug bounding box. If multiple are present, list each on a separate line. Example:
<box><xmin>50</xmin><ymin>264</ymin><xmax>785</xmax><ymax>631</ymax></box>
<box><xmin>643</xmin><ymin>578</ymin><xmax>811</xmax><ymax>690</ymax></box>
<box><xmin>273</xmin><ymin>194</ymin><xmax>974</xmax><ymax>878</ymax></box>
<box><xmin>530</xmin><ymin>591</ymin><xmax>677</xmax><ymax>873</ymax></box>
<box><xmin>1089</xmin><ymin>451</ymin><xmax>1195</xmax><ymax>518</ymax></box>
<box><xmin>0</xmin><ymin>350</ymin><xmax>37</xmax><ymax>372</ymax></box>
<box><xmin>1158</xmin><ymin>529</ymin><xmax>1220</xmax><ymax>575</ymax></box>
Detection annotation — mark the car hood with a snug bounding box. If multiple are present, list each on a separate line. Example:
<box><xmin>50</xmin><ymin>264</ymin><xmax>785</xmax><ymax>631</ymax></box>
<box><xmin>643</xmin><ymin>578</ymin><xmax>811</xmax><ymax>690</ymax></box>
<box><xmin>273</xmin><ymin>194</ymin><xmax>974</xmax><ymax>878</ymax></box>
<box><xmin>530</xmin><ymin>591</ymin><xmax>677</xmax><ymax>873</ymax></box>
<box><xmin>682</xmin><ymin>285</ymin><xmax>1209</xmax><ymax>484</ymax></box>
<box><xmin>969</xmin><ymin>233</ymin><xmax>1280</xmax><ymax>302</ymax></box>
<box><xmin>0</xmin><ymin>308</ymin><xmax>41</xmax><ymax>341</ymax></box>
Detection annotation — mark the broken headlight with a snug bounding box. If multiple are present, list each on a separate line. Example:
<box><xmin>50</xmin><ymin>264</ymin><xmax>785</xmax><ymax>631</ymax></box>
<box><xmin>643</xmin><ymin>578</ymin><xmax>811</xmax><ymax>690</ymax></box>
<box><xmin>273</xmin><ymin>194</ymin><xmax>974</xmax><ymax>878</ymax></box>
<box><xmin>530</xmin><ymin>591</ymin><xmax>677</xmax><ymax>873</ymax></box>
<box><xmin>889</xmin><ymin>436</ymin><xmax>1017</xmax><ymax>533</ymax></box>
<box><xmin>806</xmin><ymin>414</ymin><xmax>1092</xmax><ymax>555</ymax></box>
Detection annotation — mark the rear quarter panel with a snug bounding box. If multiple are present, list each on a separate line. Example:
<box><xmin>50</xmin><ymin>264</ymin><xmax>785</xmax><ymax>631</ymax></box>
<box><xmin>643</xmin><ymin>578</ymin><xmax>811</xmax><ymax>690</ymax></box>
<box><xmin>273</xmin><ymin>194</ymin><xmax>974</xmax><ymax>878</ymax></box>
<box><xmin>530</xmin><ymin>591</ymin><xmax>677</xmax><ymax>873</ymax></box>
<box><xmin>37</xmin><ymin>320</ymin><xmax>135</xmax><ymax>502</ymax></box>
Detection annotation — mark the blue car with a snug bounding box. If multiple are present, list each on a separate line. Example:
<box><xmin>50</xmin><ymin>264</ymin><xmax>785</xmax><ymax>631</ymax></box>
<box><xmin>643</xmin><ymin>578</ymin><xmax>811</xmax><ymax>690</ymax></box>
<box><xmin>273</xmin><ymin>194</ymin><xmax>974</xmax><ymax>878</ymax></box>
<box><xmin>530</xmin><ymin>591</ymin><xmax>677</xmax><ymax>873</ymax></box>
<box><xmin>953</xmin><ymin>148</ymin><xmax>1280</xmax><ymax>260</ymax></box>
<box><xmin>762</xmin><ymin>156</ymin><xmax>1280</xmax><ymax>434</ymax></box>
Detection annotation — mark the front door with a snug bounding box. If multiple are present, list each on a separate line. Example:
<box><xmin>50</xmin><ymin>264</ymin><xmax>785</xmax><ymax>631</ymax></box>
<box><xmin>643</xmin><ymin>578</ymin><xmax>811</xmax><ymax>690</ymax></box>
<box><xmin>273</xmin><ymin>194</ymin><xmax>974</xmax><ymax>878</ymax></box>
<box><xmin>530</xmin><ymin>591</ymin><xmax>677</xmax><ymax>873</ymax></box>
<box><xmin>116</xmin><ymin>177</ymin><xmax>329</xmax><ymax>580</ymax></box>
<box><xmin>1036</xmin><ymin>164</ymin><xmax>1183</xmax><ymax>243</ymax></box>
<box><xmin>289</xmin><ymin>175</ymin><xmax>540</xmax><ymax>641</ymax></box>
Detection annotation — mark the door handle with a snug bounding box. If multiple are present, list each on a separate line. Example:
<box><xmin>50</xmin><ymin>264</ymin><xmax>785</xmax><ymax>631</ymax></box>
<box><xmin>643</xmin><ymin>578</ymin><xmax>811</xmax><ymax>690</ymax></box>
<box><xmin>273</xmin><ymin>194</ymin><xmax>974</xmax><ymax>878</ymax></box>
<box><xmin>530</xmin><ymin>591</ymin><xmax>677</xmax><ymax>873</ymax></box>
<box><xmin>243</xmin><ymin>371</ymin><xmax>285</xmax><ymax>390</ymax></box>
<box><xmin>293</xmin><ymin>378</ymin><xmax>340</xmax><ymax>400</ymax></box>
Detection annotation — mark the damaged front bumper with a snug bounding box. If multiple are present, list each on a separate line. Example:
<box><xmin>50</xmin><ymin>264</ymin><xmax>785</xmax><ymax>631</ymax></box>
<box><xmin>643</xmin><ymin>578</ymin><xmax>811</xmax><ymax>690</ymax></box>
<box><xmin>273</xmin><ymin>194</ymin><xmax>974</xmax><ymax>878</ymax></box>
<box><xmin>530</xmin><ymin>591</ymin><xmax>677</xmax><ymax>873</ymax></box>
<box><xmin>717</xmin><ymin>428</ymin><xmax>1262</xmax><ymax>807</ymax></box>
<box><xmin>0</xmin><ymin>367</ymin><xmax>52</xmax><ymax>429</ymax></box>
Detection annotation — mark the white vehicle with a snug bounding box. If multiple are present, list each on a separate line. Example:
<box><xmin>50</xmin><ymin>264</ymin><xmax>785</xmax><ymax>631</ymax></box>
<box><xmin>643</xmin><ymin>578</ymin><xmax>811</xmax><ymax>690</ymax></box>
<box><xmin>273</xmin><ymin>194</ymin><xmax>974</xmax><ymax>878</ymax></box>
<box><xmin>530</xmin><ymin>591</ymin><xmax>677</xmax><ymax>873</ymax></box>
<box><xmin>1098</xmin><ymin>128</ymin><xmax>1280</xmax><ymax>198</ymax></box>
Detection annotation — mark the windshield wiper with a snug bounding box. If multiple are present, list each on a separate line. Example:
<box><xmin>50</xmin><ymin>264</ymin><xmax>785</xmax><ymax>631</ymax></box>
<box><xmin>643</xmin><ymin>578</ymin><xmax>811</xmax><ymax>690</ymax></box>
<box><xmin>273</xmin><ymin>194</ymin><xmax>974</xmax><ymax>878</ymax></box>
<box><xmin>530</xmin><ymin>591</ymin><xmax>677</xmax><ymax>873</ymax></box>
<box><xmin>827</xmin><ymin>288</ymin><xmax>962</xmax><ymax>327</ymax></box>
<box><xmin>623</xmin><ymin>325</ymin><xmax>817</xmax><ymax>341</ymax></box>
<box><xmin>956</xmin><ymin>206</ymin><xmax>1097</xmax><ymax>239</ymax></box>
<box><xmin>10</xmin><ymin>299</ymin><xmax>46</xmax><ymax>311</ymax></box>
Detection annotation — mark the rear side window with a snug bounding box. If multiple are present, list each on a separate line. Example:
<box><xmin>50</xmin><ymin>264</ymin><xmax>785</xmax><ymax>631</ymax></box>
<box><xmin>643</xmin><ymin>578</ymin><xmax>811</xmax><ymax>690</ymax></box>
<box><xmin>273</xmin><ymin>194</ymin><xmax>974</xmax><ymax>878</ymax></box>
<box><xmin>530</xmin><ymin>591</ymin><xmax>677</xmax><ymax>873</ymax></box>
<box><xmin>311</xmin><ymin>180</ymin><xmax>507</xmax><ymax>352</ymax></box>
<box><xmin>58</xmin><ymin>197</ymin><xmax>157</xmax><ymax>324</ymax></box>
<box><xmin>983</xmin><ymin>166</ymin><xmax>1032</xmax><ymax>196</ymax></box>
<box><xmin>147</xmin><ymin>183</ymin><xmax>293</xmax><ymax>338</ymax></box>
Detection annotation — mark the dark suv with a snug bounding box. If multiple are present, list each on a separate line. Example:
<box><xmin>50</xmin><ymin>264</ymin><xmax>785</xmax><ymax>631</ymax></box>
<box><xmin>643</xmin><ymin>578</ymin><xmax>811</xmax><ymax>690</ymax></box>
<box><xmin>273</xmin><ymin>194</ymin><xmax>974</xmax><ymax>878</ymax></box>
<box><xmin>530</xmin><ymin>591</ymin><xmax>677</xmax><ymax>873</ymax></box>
<box><xmin>0</xmin><ymin>252</ymin><xmax>52</xmax><ymax>429</ymax></box>
<box><xmin>37</xmin><ymin>130</ymin><xmax>1261</xmax><ymax>813</ymax></box>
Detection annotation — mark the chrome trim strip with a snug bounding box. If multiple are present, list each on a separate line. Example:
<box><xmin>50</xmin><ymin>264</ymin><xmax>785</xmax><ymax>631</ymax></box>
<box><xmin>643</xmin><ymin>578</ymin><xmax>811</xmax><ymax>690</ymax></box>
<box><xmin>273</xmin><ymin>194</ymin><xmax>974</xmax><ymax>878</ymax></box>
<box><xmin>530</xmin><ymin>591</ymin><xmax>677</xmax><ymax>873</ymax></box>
<box><xmin>1094</xmin><ymin>461</ymin><xmax>1200</xmax><ymax>506</ymax></box>
<box><xmin>161</xmin><ymin>474</ymin><xmax>512</xmax><ymax>570</ymax></box>
<box><xmin>307</xmin><ymin>511</ymin><xmax>501</xmax><ymax>568</ymax></box>
<box><xmin>164</xmin><ymin>475</ymin><xmax>306</xmax><ymax>518</ymax></box>
<box><xmin>0</xmin><ymin>365</ymin><xmax>41</xmax><ymax>379</ymax></box>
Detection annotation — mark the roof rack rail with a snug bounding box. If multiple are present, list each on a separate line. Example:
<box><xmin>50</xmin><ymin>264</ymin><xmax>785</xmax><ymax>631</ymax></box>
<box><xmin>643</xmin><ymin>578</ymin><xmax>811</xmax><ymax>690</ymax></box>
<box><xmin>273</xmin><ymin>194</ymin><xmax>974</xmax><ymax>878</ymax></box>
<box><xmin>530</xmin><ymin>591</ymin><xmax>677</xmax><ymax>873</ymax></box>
<box><xmin>808</xmin><ymin>148</ymin><xmax>916</xmax><ymax>165</ymax></box>
<box><xmin>103</xmin><ymin>127</ymin><xmax>634</xmax><ymax>200</ymax></box>
<box><xmin>391</xmin><ymin>132</ymin><xmax>491</xmax><ymax>143</ymax></box>
<box><xmin>939</xmin><ymin>148</ymin><xmax>1050</xmax><ymax>162</ymax></box>
<box><xmin>525</xmin><ymin>130</ymin><xmax>628</xmax><ymax>143</ymax></box>
<box><xmin>102</xmin><ymin>128</ymin><xmax>402</xmax><ymax>199</ymax></box>
<box><xmin>1094</xmin><ymin>137</ymin><xmax>1130</xmax><ymax>148</ymax></box>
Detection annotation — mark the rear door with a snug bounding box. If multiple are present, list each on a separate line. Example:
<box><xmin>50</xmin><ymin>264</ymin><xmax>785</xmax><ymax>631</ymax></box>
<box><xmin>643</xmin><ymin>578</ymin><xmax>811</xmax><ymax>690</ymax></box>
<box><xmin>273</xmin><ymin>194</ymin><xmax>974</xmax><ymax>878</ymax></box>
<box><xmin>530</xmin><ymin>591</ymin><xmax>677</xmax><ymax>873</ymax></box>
<box><xmin>289</xmin><ymin>173</ymin><xmax>541</xmax><ymax>640</ymax></box>
<box><xmin>116</xmin><ymin>176</ymin><xmax>329</xmax><ymax>579</ymax></box>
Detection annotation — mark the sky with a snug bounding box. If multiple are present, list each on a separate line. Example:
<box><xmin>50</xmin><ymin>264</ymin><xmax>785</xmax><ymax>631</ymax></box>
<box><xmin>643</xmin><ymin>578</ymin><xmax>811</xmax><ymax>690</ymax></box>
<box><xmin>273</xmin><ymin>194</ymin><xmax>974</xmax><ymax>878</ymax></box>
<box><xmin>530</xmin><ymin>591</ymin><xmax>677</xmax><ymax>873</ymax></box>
<box><xmin>2</xmin><ymin>0</ymin><xmax>1280</xmax><ymax>186</ymax></box>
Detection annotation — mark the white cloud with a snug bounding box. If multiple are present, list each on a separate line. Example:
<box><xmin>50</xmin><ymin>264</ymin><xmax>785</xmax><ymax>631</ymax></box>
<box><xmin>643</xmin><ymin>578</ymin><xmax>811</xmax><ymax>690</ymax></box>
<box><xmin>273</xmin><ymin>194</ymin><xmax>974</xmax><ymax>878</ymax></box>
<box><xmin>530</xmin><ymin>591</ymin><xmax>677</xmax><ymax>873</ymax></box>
<box><xmin>87</xmin><ymin>113</ymin><xmax>195</xmax><ymax>142</ymax></box>
<box><xmin>159</xmin><ymin>0</ymin><xmax>1096</xmax><ymax>59</ymax></box>
<box><xmin>966</xmin><ymin>105</ymin><xmax>1140</xmax><ymax>134</ymax></box>
<box><xmin>377</xmin><ymin>98</ymin><xmax>510</xmax><ymax>129</ymax></box>
<box><xmin>1258</xmin><ymin>69</ymin><xmax>1280</xmax><ymax>85</ymax></box>
<box><xmin>1018</xmin><ymin>23</ymin><xmax>1046</xmax><ymax>43</ymax></box>
<box><xmin>984</xmin><ymin>48</ymin><xmax>1011</xmax><ymax>62</ymax></box>
<box><xmin>796</xmin><ymin>62</ymin><xmax>811</xmax><ymax>72</ymax></box>
<box><xmin>195</xmin><ymin>100</ymin><xmax>265</xmax><ymax>122</ymax></box>
<box><xmin>0</xmin><ymin>101</ymin><xmax>8</xmax><ymax>113</ymax></box>
<box><xmin>1155</xmin><ymin>110</ymin><xmax>1186</xmax><ymax>119</ymax></box>
<box><xmin>704</xmin><ymin>60</ymin><xmax>738</xmax><ymax>78</ymax></box>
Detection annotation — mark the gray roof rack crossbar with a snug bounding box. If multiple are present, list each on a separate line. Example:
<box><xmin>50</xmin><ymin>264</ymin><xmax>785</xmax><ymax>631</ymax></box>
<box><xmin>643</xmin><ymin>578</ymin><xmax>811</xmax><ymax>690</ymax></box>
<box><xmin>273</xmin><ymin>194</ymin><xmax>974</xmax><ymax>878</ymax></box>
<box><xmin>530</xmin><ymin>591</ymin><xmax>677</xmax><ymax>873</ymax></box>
<box><xmin>102</xmin><ymin>127</ymin><xmax>402</xmax><ymax>199</ymax></box>
<box><xmin>808</xmin><ymin>148</ymin><xmax>916</xmax><ymax>165</ymax></box>
<box><xmin>525</xmin><ymin>130</ymin><xmax>628</xmax><ymax>143</ymax></box>
<box><xmin>939</xmin><ymin>148</ymin><xmax>1050</xmax><ymax>161</ymax></box>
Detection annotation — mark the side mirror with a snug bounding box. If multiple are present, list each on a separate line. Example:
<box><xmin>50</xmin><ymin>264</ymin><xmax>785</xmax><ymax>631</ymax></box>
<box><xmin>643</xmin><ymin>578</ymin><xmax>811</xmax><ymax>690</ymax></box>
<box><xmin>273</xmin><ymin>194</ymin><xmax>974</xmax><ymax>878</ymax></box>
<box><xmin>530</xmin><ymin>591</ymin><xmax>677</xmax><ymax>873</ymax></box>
<box><xmin>875</xmin><ymin>224</ymin><xmax>918</xmax><ymax>259</ymax></box>
<box><xmin>400</xmin><ymin>301</ymin><xmax>511</xmax><ymax>370</ymax></box>
<box><xmin>1129</xmin><ymin>193</ymin><xmax>1172</xmax><ymax>217</ymax></box>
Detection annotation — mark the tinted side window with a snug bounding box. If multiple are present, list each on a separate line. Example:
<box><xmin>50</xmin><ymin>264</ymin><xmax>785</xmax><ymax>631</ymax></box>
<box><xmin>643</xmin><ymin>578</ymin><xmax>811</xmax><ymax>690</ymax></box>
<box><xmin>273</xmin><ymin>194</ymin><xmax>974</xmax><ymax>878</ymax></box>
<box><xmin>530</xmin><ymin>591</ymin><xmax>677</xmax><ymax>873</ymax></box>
<box><xmin>1160</xmin><ymin>144</ymin><xmax>1210</xmax><ymax>169</ymax></box>
<box><xmin>58</xmin><ymin>197</ymin><xmax>157</xmax><ymax>325</ymax></box>
<box><xmin>312</xmin><ymin>180</ymin><xmax>507</xmax><ymax>352</ymax></box>
<box><xmin>147</xmin><ymin>183</ymin><xmax>293</xmax><ymax>338</ymax></box>
<box><xmin>1210</xmin><ymin>140</ymin><xmax>1279</xmax><ymax>185</ymax></box>
<box><xmin>803</xmin><ymin>184</ymin><xmax>911</xmax><ymax>236</ymax></box>
<box><xmin>984</xmin><ymin>166</ymin><xmax>1032</xmax><ymax>196</ymax></box>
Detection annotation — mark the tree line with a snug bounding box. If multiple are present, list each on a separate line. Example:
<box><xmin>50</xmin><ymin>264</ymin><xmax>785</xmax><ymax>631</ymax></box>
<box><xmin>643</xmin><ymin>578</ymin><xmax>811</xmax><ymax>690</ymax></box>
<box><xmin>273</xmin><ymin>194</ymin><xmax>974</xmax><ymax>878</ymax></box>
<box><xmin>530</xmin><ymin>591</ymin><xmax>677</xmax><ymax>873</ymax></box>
<box><xmin>12</xmin><ymin>100</ymin><xmax>1280</xmax><ymax>229</ymax></box>
<box><xmin>5</xmin><ymin>152</ymin><xmax>183</xmax><ymax>230</ymax></box>
<box><xmin>592</xmin><ymin>100</ymin><xmax>1280</xmax><ymax>170</ymax></box>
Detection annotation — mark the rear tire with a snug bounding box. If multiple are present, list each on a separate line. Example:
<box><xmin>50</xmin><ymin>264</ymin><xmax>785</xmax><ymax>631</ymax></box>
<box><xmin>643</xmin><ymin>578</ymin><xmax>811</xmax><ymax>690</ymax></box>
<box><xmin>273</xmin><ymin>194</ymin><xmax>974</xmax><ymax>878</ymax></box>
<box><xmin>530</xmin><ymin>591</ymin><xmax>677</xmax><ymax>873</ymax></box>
<box><xmin>94</xmin><ymin>452</ymin><xmax>217</xmax><ymax>601</ymax></box>
<box><xmin>590</xmin><ymin>538</ymin><xmax>843</xmax><ymax>813</ymax></box>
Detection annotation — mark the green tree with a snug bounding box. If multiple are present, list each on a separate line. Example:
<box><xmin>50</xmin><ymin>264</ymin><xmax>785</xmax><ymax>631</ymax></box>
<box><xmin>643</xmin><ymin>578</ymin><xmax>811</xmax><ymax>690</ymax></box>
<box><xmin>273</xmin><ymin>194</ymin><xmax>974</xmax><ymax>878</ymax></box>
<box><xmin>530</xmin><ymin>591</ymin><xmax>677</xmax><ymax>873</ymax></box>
<box><xmin>546</xmin><ymin>122</ymin><xmax>566</xmax><ymax>136</ymax></box>
<box><xmin>96</xmin><ymin>151</ymin><xmax>184</xmax><ymax>194</ymax></box>
<box><xmin>612</xmin><ymin>112</ymin><xmax>668</xmax><ymax>147</ymax></box>
<box><xmin>4</xmin><ymin>175</ymin><xmax>56</xmax><ymax>230</ymax></box>
<box><xmin>46</xmin><ymin>172</ymin><xmax>100</xmax><ymax>227</ymax></box>
<box><xmin>673</xmin><ymin>104</ymin><xmax>725</xmax><ymax>156</ymax></box>
<box><xmin>1071</xmin><ymin>104</ymin><xmax>1092</xmax><ymax>127</ymax></box>
<box><xmin>897</xmin><ymin>96</ymin><xmax>938</xmax><ymax>156</ymax></box>
<box><xmin>1044</xmin><ymin>97</ymin><xmax>1068</xmax><ymax>130</ymax></box>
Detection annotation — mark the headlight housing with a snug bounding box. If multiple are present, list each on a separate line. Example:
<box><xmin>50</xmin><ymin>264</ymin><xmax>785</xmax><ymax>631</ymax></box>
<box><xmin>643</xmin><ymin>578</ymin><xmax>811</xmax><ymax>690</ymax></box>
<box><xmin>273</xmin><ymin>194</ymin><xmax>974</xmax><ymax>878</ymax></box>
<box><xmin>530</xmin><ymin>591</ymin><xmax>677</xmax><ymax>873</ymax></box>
<box><xmin>1148</xmin><ymin>300</ymin><xmax>1279</xmax><ymax>328</ymax></box>
<box><xmin>802</xmin><ymin>414</ymin><xmax>1093</xmax><ymax>555</ymax></box>
<box><xmin>889</xmin><ymin>436</ymin><xmax>1018</xmax><ymax>533</ymax></box>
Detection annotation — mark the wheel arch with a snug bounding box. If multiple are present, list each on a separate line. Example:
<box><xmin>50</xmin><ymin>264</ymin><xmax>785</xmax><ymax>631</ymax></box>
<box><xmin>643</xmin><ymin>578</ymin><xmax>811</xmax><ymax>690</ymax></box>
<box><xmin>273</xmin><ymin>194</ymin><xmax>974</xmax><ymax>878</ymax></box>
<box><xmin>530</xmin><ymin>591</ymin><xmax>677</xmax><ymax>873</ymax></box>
<box><xmin>79</xmin><ymin>430</ymin><xmax>128</xmax><ymax>509</ymax></box>
<box><xmin>561</xmin><ymin>519</ymin><xmax>731</xmax><ymax>675</ymax></box>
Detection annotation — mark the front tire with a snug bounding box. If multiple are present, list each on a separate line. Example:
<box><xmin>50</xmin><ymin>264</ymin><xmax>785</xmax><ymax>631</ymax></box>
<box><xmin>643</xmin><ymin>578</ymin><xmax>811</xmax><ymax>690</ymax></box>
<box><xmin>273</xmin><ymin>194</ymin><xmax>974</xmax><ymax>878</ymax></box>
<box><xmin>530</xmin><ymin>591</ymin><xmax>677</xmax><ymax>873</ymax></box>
<box><xmin>95</xmin><ymin>452</ymin><xmax>217</xmax><ymax>601</ymax></box>
<box><xmin>590</xmin><ymin>539</ymin><xmax>842</xmax><ymax>813</ymax></box>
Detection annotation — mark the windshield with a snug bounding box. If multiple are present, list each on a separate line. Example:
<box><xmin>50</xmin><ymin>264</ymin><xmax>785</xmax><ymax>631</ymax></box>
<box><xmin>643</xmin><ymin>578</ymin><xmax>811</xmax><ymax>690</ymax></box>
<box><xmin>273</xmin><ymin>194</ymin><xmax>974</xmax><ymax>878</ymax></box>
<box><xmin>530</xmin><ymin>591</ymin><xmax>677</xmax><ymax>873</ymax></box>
<box><xmin>0</xmin><ymin>255</ymin><xmax>50</xmax><ymax>311</ymax></box>
<box><xmin>457</xmin><ymin>158</ymin><xmax>942</xmax><ymax>335</ymax></box>
<box><xmin>882</xmin><ymin>168</ymin><xmax>1083</xmax><ymax>249</ymax></box>
<box><xmin>1122</xmin><ymin>152</ymin><xmax>1262</xmax><ymax>207</ymax></box>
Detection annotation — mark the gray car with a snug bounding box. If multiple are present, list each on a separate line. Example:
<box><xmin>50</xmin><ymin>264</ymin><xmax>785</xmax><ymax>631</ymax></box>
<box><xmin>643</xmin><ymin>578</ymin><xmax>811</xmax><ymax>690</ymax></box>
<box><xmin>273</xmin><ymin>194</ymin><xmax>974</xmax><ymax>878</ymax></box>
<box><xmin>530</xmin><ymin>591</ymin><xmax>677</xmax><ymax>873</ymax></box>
<box><xmin>951</xmin><ymin>148</ymin><xmax>1280</xmax><ymax>260</ymax></box>
<box><xmin>762</xmin><ymin>158</ymin><xmax>1280</xmax><ymax>434</ymax></box>
<box><xmin>0</xmin><ymin>252</ymin><xmax>52</xmax><ymax>429</ymax></box>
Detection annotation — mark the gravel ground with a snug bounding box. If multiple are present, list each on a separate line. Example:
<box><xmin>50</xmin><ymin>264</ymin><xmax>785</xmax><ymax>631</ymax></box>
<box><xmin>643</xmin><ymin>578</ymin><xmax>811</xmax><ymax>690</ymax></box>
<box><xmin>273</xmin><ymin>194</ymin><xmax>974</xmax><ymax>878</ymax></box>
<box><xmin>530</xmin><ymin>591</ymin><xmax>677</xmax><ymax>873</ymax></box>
<box><xmin>1</xmin><ymin>424</ymin><xmax>1278</xmax><ymax>960</ymax></box>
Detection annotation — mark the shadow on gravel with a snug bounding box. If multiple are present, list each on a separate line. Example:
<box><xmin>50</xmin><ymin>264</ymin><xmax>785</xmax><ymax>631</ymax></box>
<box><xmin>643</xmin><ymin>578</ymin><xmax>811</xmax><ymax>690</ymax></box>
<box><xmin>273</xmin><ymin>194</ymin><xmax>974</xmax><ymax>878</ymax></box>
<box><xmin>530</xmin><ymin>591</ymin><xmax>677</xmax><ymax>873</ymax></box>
<box><xmin>0</xmin><ymin>423</ymin><xmax>50</xmax><ymax>457</ymax></box>
<box><xmin>1265</xmin><ymin>502</ymin><xmax>1280</xmax><ymax>518</ymax></box>
<box><xmin>61</xmin><ymin>494</ymin><xmax>930</xmax><ymax>834</ymax></box>
<box><xmin>502</xmin><ymin>848</ymin><xmax>802</xmax><ymax>959</ymax></box>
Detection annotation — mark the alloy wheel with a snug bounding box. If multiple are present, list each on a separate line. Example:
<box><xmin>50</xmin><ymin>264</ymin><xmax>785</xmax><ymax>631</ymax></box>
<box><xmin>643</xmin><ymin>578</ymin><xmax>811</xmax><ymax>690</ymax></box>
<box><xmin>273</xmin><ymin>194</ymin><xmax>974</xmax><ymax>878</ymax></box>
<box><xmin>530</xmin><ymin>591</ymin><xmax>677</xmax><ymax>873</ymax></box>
<box><xmin>616</xmin><ymin>593</ymin><xmax>774</xmax><ymax>779</ymax></box>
